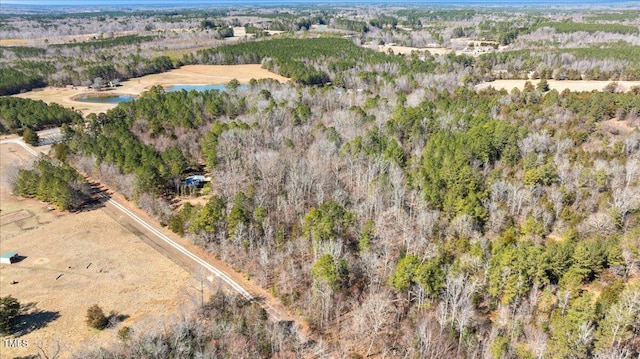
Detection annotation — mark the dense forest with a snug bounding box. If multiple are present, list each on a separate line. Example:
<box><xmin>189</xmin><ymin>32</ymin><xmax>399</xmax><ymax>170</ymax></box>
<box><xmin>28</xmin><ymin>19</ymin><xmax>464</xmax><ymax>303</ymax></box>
<box><xmin>0</xmin><ymin>97</ymin><xmax>82</xmax><ymax>133</ymax></box>
<box><xmin>58</xmin><ymin>39</ymin><xmax>640</xmax><ymax>358</ymax></box>
<box><xmin>2</xmin><ymin>4</ymin><xmax>640</xmax><ymax>359</ymax></box>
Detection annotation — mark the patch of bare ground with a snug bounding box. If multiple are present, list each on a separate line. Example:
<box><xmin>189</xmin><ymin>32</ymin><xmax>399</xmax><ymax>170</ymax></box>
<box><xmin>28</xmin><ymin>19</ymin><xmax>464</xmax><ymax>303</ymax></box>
<box><xmin>0</xmin><ymin>209</ymin><xmax>33</xmax><ymax>226</ymax></box>
<box><xmin>378</xmin><ymin>44</ymin><xmax>452</xmax><ymax>56</ymax></box>
<box><xmin>14</xmin><ymin>64</ymin><xmax>289</xmax><ymax>115</ymax></box>
<box><xmin>601</xmin><ymin>118</ymin><xmax>638</xmax><ymax>135</ymax></box>
<box><xmin>546</xmin><ymin>233</ymin><xmax>564</xmax><ymax>242</ymax></box>
<box><xmin>0</xmin><ymin>31</ymin><xmax>140</xmax><ymax>47</ymax></box>
<box><xmin>476</xmin><ymin>79</ymin><xmax>640</xmax><ymax>93</ymax></box>
<box><xmin>0</xmin><ymin>143</ymin><xmax>196</xmax><ymax>359</ymax></box>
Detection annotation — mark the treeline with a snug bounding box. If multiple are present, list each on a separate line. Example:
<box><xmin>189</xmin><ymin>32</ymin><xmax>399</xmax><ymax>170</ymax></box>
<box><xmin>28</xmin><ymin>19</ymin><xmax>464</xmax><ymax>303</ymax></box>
<box><xmin>6</xmin><ymin>52</ymin><xmax>178</xmax><ymax>88</ymax></box>
<box><xmin>14</xmin><ymin>158</ymin><xmax>90</xmax><ymax>211</ymax></box>
<box><xmin>196</xmin><ymin>37</ymin><xmax>345</xmax><ymax>85</ymax></box>
<box><xmin>479</xmin><ymin>20</ymin><xmax>533</xmax><ymax>45</ymax></box>
<box><xmin>68</xmin><ymin>85</ymin><xmax>249</xmax><ymax>197</ymax></box>
<box><xmin>1</xmin><ymin>35</ymin><xmax>179</xmax><ymax>88</ymax></box>
<box><xmin>50</xmin><ymin>34</ymin><xmax>156</xmax><ymax>50</ymax></box>
<box><xmin>195</xmin><ymin>37</ymin><xmax>436</xmax><ymax>86</ymax></box>
<box><xmin>564</xmin><ymin>42</ymin><xmax>640</xmax><ymax>63</ymax></box>
<box><xmin>395</xmin><ymin>9</ymin><xmax>477</xmax><ymax>21</ymax></box>
<box><xmin>537</xmin><ymin>21</ymin><xmax>639</xmax><ymax>34</ymax></box>
<box><xmin>0</xmin><ymin>46</ymin><xmax>46</xmax><ymax>58</ymax></box>
<box><xmin>585</xmin><ymin>10</ymin><xmax>640</xmax><ymax>22</ymax></box>
<box><xmin>333</xmin><ymin>18</ymin><xmax>369</xmax><ymax>33</ymax></box>
<box><xmin>478</xmin><ymin>44</ymin><xmax>640</xmax><ymax>80</ymax></box>
<box><xmin>70</xmin><ymin>110</ymin><xmax>170</xmax><ymax>197</ymax></box>
<box><xmin>562</xmin><ymin>90</ymin><xmax>640</xmax><ymax>123</ymax></box>
<box><xmin>0</xmin><ymin>97</ymin><xmax>82</xmax><ymax>133</ymax></box>
<box><xmin>84</xmin><ymin>55</ymin><xmax>175</xmax><ymax>81</ymax></box>
<box><xmin>0</xmin><ymin>68</ymin><xmax>46</xmax><ymax>96</ymax></box>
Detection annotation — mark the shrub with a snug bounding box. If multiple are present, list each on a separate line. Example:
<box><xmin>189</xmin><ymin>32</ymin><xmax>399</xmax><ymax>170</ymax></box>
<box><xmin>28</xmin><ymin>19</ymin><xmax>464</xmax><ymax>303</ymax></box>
<box><xmin>118</xmin><ymin>326</ymin><xmax>132</xmax><ymax>341</ymax></box>
<box><xmin>86</xmin><ymin>304</ymin><xmax>108</xmax><ymax>330</ymax></box>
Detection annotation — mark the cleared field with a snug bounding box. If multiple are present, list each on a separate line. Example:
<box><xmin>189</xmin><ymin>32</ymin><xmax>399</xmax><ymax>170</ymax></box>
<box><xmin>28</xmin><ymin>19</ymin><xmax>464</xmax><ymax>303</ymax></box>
<box><xmin>0</xmin><ymin>39</ymin><xmax>29</xmax><ymax>46</ymax></box>
<box><xmin>375</xmin><ymin>43</ymin><xmax>497</xmax><ymax>57</ymax></box>
<box><xmin>378</xmin><ymin>44</ymin><xmax>452</xmax><ymax>56</ymax></box>
<box><xmin>14</xmin><ymin>64</ymin><xmax>289</xmax><ymax>115</ymax></box>
<box><xmin>0</xmin><ymin>142</ymin><xmax>194</xmax><ymax>359</ymax></box>
<box><xmin>476</xmin><ymin>79</ymin><xmax>640</xmax><ymax>93</ymax></box>
<box><xmin>0</xmin><ymin>31</ymin><xmax>140</xmax><ymax>47</ymax></box>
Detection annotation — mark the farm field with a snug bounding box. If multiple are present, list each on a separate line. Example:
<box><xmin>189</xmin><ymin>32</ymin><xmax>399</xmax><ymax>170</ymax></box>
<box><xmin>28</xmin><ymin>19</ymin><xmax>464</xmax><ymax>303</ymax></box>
<box><xmin>0</xmin><ymin>142</ymin><xmax>194</xmax><ymax>359</ymax></box>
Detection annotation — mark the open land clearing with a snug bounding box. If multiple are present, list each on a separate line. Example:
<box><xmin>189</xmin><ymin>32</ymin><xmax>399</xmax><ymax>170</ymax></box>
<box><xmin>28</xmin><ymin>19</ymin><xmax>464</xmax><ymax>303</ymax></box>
<box><xmin>378</xmin><ymin>44</ymin><xmax>452</xmax><ymax>56</ymax></box>
<box><xmin>14</xmin><ymin>64</ymin><xmax>289</xmax><ymax>115</ymax></box>
<box><xmin>476</xmin><ymin>79</ymin><xmax>640</xmax><ymax>93</ymax></box>
<box><xmin>0</xmin><ymin>141</ymin><xmax>195</xmax><ymax>359</ymax></box>
<box><xmin>376</xmin><ymin>38</ymin><xmax>500</xmax><ymax>57</ymax></box>
<box><xmin>0</xmin><ymin>31</ymin><xmax>141</xmax><ymax>47</ymax></box>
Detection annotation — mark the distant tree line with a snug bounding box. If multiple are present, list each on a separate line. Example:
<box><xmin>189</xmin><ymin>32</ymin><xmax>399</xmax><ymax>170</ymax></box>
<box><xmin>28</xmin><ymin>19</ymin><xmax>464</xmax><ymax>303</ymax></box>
<box><xmin>194</xmin><ymin>36</ymin><xmax>437</xmax><ymax>86</ymax></box>
<box><xmin>0</xmin><ymin>68</ymin><xmax>46</xmax><ymax>96</ymax></box>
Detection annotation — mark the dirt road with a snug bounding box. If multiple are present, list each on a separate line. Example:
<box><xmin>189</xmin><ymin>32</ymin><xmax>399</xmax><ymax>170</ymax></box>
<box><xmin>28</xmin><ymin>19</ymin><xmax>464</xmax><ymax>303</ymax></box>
<box><xmin>0</xmin><ymin>135</ymin><xmax>325</xmax><ymax>357</ymax></box>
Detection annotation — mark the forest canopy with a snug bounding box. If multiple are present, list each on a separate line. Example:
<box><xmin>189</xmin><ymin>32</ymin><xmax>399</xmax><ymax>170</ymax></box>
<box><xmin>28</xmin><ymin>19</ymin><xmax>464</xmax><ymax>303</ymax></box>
<box><xmin>2</xmin><ymin>5</ymin><xmax>640</xmax><ymax>358</ymax></box>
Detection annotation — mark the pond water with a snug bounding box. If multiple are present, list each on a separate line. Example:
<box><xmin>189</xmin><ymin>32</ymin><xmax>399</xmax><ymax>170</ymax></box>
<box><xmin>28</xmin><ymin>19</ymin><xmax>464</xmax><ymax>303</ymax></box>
<box><xmin>74</xmin><ymin>84</ymin><xmax>246</xmax><ymax>104</ymax></box>
<box><xmin>165</xmin><ymin>84</ymin><xmax>247</xmax><ymax>92</ymax></box>
<box><xmin>75</xmin><ymin>95</ymin><xmax>135</xmax><ymax>104</ymax></box>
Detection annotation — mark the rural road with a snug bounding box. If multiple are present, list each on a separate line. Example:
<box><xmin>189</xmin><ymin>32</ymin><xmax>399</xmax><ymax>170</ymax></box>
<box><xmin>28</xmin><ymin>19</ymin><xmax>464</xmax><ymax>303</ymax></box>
<box><xmin>0</xmin><ymin>134</ymin><xmax>326</xmax><ymax>357</ymax></box>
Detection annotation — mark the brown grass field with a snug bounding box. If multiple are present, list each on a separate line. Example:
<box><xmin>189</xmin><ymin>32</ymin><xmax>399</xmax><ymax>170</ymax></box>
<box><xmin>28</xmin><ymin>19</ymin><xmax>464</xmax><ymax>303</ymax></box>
<box><xmin>377</xmin><ymin>44</ymin><xmax>452</xmax><ymax>56</ymax></box>
<box><xmin>14</xmin><ymin>64</ymin><xmax>289</xmax><ymax>115</ymax></box>
<box><xmin>0</xmin><ymin>142</ymin><xmax>197</xmax><ymax>359</ymax></box>
<box><xmin>476</xmin><ymin>79</ymin><xmax>640</xmax><ymax>93</ymax></box>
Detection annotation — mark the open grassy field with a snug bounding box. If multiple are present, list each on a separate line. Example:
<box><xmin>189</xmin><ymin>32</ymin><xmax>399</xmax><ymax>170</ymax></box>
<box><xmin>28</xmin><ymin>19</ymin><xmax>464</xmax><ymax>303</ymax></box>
<box><xmin>0</xmin><ymin>142</ymin><xmax>195</xmax><ymax>359</ymax></box>
<box><xmin>14</xmin><ymin>64</ymin><xmax>289</xmax><ymax>115</ymax></box>
<box><xmin>377</xmin><ymin>44</ymin><xmax>452</xmax><ymax>56</ymax></box>
<box><xmin>476</xmin><ymin>79</ymin><xmax>640</xmax><ymax>92</ymax></box>
<box><xmin>0</xmin><ymin>31</ymin><xmax>141</xmax><ymax>47</ymax></box>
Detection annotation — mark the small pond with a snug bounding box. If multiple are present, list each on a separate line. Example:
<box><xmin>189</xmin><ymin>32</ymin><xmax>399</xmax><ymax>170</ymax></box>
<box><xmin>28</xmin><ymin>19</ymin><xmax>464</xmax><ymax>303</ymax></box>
<box><xmin>75</xmin><ymin>95</ymin><xmax>135</xmax><ymax>104</ymax></box>
<box><xmin>165</xmin><ymin>84</ymin><xmax>247</xmax><ymax>92</ymax></box>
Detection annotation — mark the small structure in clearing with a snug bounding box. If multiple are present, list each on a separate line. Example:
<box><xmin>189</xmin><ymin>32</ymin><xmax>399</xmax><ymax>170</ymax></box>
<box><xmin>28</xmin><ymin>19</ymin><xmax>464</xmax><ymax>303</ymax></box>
<box><xmin>1</xmin><ymin>251</ymin><xmax>18</xmax><ymax>264</ymax></box>
<box><xmin>184</xmin><ymin>175</ymin><xmax>207</xmax><ymax>188</ymax></box>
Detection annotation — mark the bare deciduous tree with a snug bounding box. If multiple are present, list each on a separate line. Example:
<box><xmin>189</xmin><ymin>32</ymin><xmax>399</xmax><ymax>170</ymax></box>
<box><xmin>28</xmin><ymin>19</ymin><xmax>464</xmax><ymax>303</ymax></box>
<box><xmin>351</xmin><ymin>291</ymin><xmax>393</xmax><ymax>356</ymax></box>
